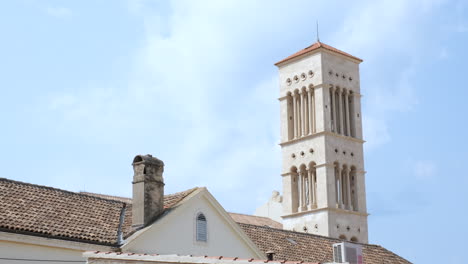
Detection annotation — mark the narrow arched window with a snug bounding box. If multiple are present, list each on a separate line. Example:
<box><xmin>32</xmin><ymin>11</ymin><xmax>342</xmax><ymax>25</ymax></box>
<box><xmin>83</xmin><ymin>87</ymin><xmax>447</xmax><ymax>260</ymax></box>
<box><xmin>196</xmin><ymin>213</ymin><xmax>207</xmax><ymax>242</ymax></box>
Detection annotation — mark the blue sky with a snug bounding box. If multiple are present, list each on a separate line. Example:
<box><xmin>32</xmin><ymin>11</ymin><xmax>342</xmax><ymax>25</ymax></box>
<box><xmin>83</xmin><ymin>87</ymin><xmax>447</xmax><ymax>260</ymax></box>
<box><xmin>0</xmin><ymin>0</ymin><xmax>467</xmax><ymax>263</ymax></box>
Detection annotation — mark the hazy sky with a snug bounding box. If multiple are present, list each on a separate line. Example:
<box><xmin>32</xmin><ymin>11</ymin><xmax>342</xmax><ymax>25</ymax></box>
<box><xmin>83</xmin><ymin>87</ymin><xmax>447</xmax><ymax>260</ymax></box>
<box><xmin>1</xmin><ymin>0</ymin><xmax>467</xmax><ymax>263</ymax></box>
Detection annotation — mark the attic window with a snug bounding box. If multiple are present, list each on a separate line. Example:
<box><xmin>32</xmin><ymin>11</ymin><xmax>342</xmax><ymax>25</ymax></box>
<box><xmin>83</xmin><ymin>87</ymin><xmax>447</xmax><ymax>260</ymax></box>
<box><xmin>196</xmin><ymin>213</ymin><xmax>207</xmax><ymax>242</ymax></box>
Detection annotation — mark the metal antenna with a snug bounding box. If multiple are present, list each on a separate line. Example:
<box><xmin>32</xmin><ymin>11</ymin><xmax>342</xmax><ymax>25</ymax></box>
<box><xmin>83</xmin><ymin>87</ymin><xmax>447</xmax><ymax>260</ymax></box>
<box><xmin>316</xmin><ymin>20</ymin><xmax>320</xmax><ymax>42</ymax></box>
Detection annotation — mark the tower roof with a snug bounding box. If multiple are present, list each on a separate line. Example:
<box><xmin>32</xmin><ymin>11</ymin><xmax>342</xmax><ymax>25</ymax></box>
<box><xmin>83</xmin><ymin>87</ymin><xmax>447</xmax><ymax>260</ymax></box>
<box><xmin>274</xmin><ymin>41</ymin><xmax>363</xmax><ymax>66</ymax></box>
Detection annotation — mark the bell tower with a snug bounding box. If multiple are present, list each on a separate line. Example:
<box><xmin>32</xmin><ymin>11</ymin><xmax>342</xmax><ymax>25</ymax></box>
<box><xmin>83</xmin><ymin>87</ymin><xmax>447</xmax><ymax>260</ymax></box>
<box><xmin>275</xmin><ymin>42</ymin><xmax>369</xmax><ymax>243</ymax></box>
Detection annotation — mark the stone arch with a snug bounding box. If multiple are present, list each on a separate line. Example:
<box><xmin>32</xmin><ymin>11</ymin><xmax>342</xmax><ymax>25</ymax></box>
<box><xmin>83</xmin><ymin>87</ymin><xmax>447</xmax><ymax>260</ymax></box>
<box><xmin>339</xmin><ymin>234</ymin><xmax>347</xmax><ymax>240</ymax></box>
<box><xmin>350</xmin><ymin>236</ymin><xmax>358</xmax><ymax>242</ymax></box>
<box><xmin>297</xmin><ymin>164</ymin><xmax>308</xmax><ymax>211</ymax></box>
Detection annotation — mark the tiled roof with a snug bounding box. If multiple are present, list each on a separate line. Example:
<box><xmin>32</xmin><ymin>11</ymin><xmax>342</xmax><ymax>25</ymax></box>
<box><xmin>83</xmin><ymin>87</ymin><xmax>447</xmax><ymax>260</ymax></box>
<box><xmin>238</xmin><ymin>223</ymin><xmax>411</xmax><ymax>264</ymax></box>
<box><xmin>229</xmin><ymin>213</ymin><xmax>282</xmax><ymax>229</ymax></box>
<box><xmin>0</xmin><ymin>178</ymin><xmax>197</xmax><ymax>246</ymax></box>
<box><xmin>274</xmin><ymin>41</ymin><xmax>363</xmax><ymax>66</ymax></box>
<box><xmin>0</xmin><ymin>178</ymin><xmax>408</xmax><ymax>263</ymax></box>
<box><xmin>80</xmin><ymin>192</ymin><xmax>132</xmax><ymax>203</ymax></box>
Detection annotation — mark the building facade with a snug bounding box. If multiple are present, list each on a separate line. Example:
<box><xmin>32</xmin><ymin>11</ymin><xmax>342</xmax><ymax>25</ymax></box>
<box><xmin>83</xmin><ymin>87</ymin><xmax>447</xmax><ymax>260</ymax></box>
<box><xmin>275</xmin><ymin>42</ymin><xmax>369</xmax><ymax>243</ymax></box>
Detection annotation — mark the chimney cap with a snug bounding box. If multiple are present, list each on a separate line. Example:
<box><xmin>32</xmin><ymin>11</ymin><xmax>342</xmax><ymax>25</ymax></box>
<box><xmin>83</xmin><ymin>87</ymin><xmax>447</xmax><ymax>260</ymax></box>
<box><xmin>266</xmin><ymin>251</ymin><xmax>275</xmax><ymax>261</ymax></box>
<box><xmin>132</xmin><ymin>154</ymin><xmax>164</xmax><ymax>166</ymax></box>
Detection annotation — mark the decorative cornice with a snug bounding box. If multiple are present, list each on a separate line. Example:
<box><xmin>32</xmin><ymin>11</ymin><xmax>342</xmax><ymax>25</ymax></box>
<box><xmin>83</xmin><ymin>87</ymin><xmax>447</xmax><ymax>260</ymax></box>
<box><xmin>279</xmin><ymin>131</ymin><xmax>364</xmax><ymax>146</ymax></box>
<box><xmin>282</xmin><ymin>207</ymin><xmax>368</xmax><ymax>218</ymax></box>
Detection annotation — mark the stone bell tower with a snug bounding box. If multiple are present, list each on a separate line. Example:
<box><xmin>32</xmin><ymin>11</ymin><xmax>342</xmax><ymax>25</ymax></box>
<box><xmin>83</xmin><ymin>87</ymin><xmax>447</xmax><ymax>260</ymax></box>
<box><xmin>275</xmin><ymin>41</ymin><xmax>369</xmax><ymax>243</ymax></box>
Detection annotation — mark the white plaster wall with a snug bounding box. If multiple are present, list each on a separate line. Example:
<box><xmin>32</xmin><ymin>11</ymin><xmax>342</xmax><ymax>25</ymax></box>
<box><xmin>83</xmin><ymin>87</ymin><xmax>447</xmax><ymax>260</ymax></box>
<box><xmin>278</xmin><ymin>53</ymin><xmax>322</xmax><ymax>98</ymax></box>
<box><xmin>254</xmin><ymin>197</ymin><xmax>283</xmax><ymax>223</ymax></box>
<box><xmin>0</xmin><ymin>240</ymin><xmax>84</xmax><ymax>264</ymax></box>
<box><xmin>328</xmin><ymin>210</ymin><xmax>368</xmax><ymax>243</ymax></box>
<box><xmin>282</xmin><ymin>210</ymin><xmax>329</xmax><ymax>236</ymax></box>
<box><xmin>123</xmin><ymin>192</ymin><xmax>260</xmax><ymax>258</ymax></box>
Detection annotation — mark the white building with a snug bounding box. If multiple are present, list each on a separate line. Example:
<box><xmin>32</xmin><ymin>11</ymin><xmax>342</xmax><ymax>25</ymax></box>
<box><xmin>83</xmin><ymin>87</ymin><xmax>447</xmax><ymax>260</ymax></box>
<box><xmin>256</xmin><ymin>41</ymin><xmax>368</xmax><ymax>243</ymax></box>
<box><xmin>0</xmin><ymin>41</ymin><xmax>410</xmax><ymax>264</ymax></box>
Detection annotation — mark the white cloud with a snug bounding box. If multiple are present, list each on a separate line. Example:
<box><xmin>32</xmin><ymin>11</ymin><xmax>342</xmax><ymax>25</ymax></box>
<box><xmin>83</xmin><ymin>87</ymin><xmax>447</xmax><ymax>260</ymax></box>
<box><xmin>331</xmin><ymin>0</ymin><xmax>444</xmax><ymax>150</ymax></box>
<box><xmin>40</xmin><ymin>0</ymin><xmax>446</xmax><ymax>211</ymax></box>
<box><xmin>45</xmin><ymin>7</ymin><xmax>72</xmax><ymax>18</ymax></box>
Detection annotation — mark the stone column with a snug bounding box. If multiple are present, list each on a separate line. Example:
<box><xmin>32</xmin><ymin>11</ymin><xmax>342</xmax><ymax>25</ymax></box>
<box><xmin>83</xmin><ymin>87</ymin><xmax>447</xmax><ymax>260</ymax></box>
<box><xmin>301</xmin><ymin>172</ymin><xmax>307</xmax><ymax>211</ymax></box>
<box><xmin>335</xmin><ymin>166</ymin><xmax>339</xmax><ymax>208</ymax></box>
<box><xmin>297</xmin><ymin>94</ymin><xmax>301</xmax><ymax>138</ymax></box>
<box><xmin>312</xmin><ymin>89</ymin><xmax>316</xmax><ymax>133</ymax></box>
<box><xmin>344</xmin><ymin>91</ymin><xmax>351</xmax><ymax>137</ymax></box>
<box><xmin>349</xmin><ymin>94</ymin><xmax>355</xmax><ymax>138</ymax></box>
<box><xmin>297</xmin><ymin>173</ymin><xmax>302</xmax><ymax>212</ymax></box>
<box><xmin>308</xmin><ymin>88</ymin><xmax>313</xmax><ymax>134</ymax></box>
<box><xmin>293</xmin><ymin>93</ymin><xmax>297</xmax><ymax>139</ymax></box>
<box><xmin>331</xmin><ymin>87</ymin><xmax>337</xmax><ymax>133</ymax></box>
<box><xmin>337</xmin><ymin>166</ymin><xmax>343</xmax><ymax>208</ymax></box>
<box><xmin>308</xmin><ymin>168</ymin><xmax>313</xmax><ymax>210</ymax></box>
<box><xmin>340</xmin><ymin>167</ymin><xmax>345</xmax><ymax>209</ymax></box>
<box><xmin>304</xmin><ymin>91</ymin><xmax>309</xmax><ymax>135</ymax></box>
<box><xmin>338</xmin><ymin>89</ymin><xmax>344</xmax><ymax>135</ymax></box>
<box><xmin>346</xmin><ymin>169</ymin><xmax>352</xmax><ymax>210</ymax></box>
<box><xmin>312</xmin><ymin>169</ymin><xmax>317</xmax><ymax>208</ymax></box>
<box><xmin>301</xmin><ymin>91</ymin><xmax>305</xmax><ymax>137</ymax></box>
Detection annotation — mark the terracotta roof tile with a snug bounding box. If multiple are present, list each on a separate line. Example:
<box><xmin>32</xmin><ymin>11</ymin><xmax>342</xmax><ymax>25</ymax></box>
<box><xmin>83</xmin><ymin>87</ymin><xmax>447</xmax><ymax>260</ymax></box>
<box><xmin>229</xmin><ymin>213</ymin><xmax>282</xmax><ymax>229</ymax></box>
<box><xmin>238</xmin><ymin>223</ymin><xmax>410</xmax><ymax>264</ymax></box>
<box><xmin>275</xmin><ymin>41</ymin><xmax>363</xmax><ymax>66</ymax></box>
<box><xmin>0</xmin><ymin>178</ymin><xmax>197</xmax><ymax>245</ymax></box>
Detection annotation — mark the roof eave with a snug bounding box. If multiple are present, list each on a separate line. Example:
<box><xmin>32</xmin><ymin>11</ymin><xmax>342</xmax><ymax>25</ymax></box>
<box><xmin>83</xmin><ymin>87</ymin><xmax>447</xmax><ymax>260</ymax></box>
<box><xmin>274</xmin><ymin>46</ymin><xmax>363</xmax><ymax>67</ymax></box>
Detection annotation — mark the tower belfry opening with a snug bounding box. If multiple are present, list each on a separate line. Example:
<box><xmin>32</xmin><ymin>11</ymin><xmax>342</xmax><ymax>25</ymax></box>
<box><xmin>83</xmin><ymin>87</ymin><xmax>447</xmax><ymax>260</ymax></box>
<box><xmin>274</xmin><ymin>41</ymin><xmax>369</xmax><ymax>243</ymax></box>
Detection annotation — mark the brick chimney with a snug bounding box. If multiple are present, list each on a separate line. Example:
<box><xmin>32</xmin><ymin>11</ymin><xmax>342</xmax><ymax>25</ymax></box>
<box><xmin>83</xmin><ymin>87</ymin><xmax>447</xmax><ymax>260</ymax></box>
<box><xmin>132</xmin><ymin>154</ymin><xmax>165</xmax><ymax>228</ymax></box>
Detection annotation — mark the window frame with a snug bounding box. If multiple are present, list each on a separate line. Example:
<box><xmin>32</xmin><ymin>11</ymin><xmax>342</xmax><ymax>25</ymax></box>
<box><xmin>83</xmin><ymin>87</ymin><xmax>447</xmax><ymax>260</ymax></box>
<box><xmin>195</xmin><ymin>212</ymin><xmax>208</xmax><ymax>243</ymax></box>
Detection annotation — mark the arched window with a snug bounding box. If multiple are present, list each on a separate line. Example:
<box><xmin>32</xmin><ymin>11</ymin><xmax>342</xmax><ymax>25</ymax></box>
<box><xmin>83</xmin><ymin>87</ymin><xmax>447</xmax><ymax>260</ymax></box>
<box><xmin>350</xmin><ymin>237</ymin><xmax>358</xmax><ymax>242</ymax></box>
<box><xmin>196</xmin><ymin>213</ymin><xmax>207</xmax><ymax>242</ymax></box>
<box><xmin>339</xmin><ymin>234</ymin><xmax>347</xmax><ymax>240</ymax></box>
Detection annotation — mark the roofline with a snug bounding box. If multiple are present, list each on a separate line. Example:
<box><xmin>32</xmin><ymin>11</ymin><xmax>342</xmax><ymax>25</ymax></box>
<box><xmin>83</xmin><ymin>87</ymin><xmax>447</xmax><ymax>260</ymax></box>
<box><xmin>200</xmin><ymin>189</ymin><xmax>266</xmax><ymax>259</ymax></box>
<box><xmin>0</xmin><ymin>230</ymin><xmax>118</xmax><ymax>251</ymax></box>
<box><xmin>84</xmin><ymin>251</ymin><xmax>321</xmax><ymax>264</ymax></box>
<box><xmin>274</xmin><ymin>42</ymin><xmax>363</xmax><ymax>67</ymax></box>
<box><xmin>0</xmin><ymin>177</ymin><xmax>126</xmax><ymax>205</ymax></box>
<box><xmin>121</xmin><ymin>187</ymin><xmax>202</xmax><ymax>247</ymax></box>
<box><xmin>237</xmin><ymin>223</ymin><xmax>384</xmax><ymax>249</ymax></box>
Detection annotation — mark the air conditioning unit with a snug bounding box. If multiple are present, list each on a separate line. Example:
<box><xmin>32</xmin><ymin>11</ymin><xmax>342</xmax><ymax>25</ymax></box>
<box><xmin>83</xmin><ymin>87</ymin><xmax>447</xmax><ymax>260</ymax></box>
<box><xmin>333</xmin><ymin>242</ymin><xmax>363</xmax><ymax>264</ymax></box>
